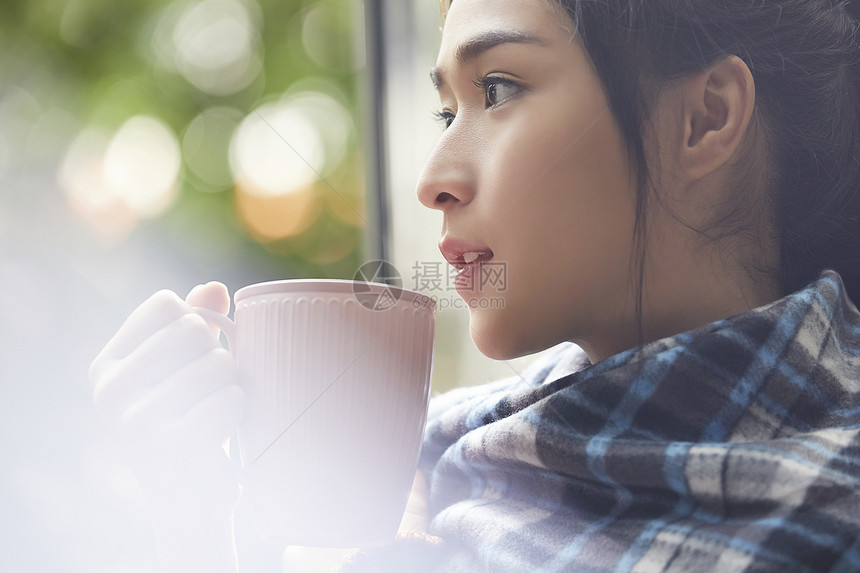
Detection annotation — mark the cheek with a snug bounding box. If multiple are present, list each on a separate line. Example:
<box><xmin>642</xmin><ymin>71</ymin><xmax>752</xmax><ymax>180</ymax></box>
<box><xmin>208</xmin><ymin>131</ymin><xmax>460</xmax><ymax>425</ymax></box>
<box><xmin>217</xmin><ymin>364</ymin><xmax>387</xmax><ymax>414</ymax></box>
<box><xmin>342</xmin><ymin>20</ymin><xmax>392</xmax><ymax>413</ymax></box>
<box><xmin>468</xmin><ymin>108</ymin><xmax>637</xmax><ymax>355</ymax></box>
<box><xmin>484</xmin><ymin>105</ymin><xmax>636</xmax><ymax>252</ymax></box>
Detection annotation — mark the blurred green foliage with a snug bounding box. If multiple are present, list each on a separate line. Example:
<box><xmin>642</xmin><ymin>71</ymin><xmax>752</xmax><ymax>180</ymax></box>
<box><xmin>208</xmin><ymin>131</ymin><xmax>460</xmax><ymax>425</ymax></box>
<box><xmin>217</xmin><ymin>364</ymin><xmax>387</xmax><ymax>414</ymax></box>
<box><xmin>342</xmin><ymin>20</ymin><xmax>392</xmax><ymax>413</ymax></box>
<box><xmin>0</xmin><ymin>0</ymin><xmax>367</xmax><ymax>280</ymax></box>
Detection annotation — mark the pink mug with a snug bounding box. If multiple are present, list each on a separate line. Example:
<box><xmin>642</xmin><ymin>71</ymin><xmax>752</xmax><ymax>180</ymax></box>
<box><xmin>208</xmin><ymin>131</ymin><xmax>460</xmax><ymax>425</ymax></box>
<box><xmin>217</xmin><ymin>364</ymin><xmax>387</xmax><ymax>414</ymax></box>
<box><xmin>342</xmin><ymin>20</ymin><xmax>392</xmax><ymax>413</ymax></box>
<box><xmin>198</xmin><ymin>279</ymin><xmax>435</xmax><ymax>547</ymax></box>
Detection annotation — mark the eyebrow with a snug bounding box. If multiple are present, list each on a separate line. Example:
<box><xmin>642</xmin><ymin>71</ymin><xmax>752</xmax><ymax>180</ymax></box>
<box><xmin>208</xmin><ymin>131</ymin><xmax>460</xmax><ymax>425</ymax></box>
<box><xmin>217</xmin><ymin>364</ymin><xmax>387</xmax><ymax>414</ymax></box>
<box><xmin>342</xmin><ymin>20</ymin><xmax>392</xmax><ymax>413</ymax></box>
<box><xmin>430</xmin><ymin>30</ymin><xmax>548</xmax><ymax>89</ymax></box>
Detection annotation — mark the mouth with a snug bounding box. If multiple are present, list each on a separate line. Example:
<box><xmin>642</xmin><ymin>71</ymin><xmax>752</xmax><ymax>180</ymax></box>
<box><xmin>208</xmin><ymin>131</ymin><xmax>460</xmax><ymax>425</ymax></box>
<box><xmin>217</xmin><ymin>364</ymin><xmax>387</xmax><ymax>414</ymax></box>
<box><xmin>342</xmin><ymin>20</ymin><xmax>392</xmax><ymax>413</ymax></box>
<box><xmin>453</xmin><ymin>250</ymin><xmax>494</xmax><ymax>276</ymax></box>
<box><xmin>438</xmin><ymin>237</ymin><xmax>495</xmax><ymax>274</ymax></box>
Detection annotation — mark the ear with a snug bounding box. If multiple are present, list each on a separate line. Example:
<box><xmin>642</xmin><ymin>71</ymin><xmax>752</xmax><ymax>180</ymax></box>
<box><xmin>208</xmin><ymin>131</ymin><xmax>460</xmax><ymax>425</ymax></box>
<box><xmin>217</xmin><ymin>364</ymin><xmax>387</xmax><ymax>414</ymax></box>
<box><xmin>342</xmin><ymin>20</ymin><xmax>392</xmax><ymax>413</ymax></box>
<box><xmin>679</xmin><ymin>56</ymin><xmax>756</xmax><ymax>181</ymax></box>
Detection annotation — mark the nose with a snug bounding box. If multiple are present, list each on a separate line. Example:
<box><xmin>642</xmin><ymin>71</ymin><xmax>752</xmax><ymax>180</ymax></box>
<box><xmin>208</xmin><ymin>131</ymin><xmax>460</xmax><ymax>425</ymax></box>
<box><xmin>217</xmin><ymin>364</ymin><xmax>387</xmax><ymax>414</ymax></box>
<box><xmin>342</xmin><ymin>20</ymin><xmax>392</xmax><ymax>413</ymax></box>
<box><xmin>415</xmin><ymin>134</ymin><xmax>476</xmax><ymax>211</ymax></box>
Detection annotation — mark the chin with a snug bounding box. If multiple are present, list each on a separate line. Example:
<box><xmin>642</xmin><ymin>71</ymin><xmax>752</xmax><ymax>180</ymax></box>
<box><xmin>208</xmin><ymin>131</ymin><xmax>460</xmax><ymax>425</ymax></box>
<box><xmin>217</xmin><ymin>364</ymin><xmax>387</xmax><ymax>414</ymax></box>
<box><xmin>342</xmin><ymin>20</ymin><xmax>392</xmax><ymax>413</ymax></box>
<box><xmin>468</xmin><ymin>301</ymin><xmax>571</xmax><ymax>360</ymax></box>
<box><xmin>468</xmin><ymin>310</ymin><xmax>536</xmax><ymax>361</ymax></box>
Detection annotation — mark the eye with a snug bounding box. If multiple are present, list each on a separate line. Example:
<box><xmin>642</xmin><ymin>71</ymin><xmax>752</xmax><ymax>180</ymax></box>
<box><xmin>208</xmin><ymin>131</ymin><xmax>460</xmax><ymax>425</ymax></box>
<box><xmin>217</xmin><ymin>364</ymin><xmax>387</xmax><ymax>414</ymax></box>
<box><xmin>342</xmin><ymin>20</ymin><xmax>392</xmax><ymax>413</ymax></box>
<box><xmin>433</xmin><ymin>109</ymin><xmax>456</xmax><ymax>129</ymax></box>
<box><xmin>474</xmin><ymin>75</ymin><xmax>524</xmax><ymax>109</ymax></box>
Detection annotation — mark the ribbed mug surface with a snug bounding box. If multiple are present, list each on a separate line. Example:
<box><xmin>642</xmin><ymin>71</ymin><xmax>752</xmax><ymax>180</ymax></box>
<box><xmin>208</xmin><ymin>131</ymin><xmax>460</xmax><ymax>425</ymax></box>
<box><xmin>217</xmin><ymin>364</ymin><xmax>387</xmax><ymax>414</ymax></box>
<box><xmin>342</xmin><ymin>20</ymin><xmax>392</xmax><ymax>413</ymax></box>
<box><xmin>231</xmin><ymin>280</ymin><xmax>435</xmax><ymax>547</ymax></box>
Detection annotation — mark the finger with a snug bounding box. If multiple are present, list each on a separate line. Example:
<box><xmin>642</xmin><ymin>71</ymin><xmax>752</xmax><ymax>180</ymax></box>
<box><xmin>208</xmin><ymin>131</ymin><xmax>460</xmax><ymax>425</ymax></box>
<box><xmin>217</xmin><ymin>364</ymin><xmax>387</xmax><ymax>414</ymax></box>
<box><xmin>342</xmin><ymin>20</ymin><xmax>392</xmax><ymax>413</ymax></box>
<box><xmin>119</xmin><ymin>347</ymin><xmax>238</xmax><ymax>433</ymax></box>
<box><xmin>186</xmin><ymin>282</ymin><xmax>230</xmax><ymax>339</ymax></box>
<box><xmin>93</xmin><ymin>313</ymin><xmax>221</xmax><ymax>418</ymax></box>
<box><xmin>186</xmin><ymin>281</ymin><xmax>230</xmax><ymax>313</ymax></box>
<box><xmin>160</xmin><ymin>383</ymin><xmax>245</xmax><ymax>447</ymax></box>
<box><xmin>90</xmin><ymin>290</ymin><xmax>192</xmax><ymax>383</ymax></box>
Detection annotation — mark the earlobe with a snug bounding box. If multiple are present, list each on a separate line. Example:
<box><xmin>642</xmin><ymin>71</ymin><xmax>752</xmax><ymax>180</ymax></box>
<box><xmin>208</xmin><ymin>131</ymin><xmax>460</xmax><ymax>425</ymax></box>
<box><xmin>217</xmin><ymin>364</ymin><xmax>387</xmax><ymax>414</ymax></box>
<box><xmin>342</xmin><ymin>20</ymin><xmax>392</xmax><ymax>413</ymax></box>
<box><xmin>682</xmin><ymin>56</ymin><xmax>756</xmax><ymax>180</ymax></box>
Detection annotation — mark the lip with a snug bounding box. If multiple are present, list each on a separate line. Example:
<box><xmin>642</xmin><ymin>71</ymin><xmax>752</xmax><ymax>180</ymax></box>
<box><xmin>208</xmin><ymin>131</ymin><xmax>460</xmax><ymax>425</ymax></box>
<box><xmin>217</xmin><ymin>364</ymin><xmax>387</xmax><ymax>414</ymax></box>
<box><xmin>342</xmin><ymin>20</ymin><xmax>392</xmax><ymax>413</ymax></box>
<box><xmin>438</xmin><ymin>236</ymin><xmax>495</xmax><ymax>270</ymax></box>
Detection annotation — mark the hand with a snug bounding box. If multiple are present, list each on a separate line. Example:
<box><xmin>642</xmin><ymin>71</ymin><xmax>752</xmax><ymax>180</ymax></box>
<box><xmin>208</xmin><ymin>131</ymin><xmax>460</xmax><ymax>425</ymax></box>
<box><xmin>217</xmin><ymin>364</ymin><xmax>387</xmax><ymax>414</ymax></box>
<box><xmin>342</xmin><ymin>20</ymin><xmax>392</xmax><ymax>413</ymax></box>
<box><xmin>90</xmin><ymin>283</ymin><xmax>242</xmax><ymax>453</ymax></box>
<box><xmin>398</xmin><ymin>470</ymin><xmax>430</xmax><ymax>533</ymax></box>
<box><xmin>89</xmin><ymin>283</ymin><xmax>244</xmax><ymax>572</ymax></box>
<box><xmin>333</xmin><ymin>471</ymin><xmax>443</xmax><ymax>573</ymax></box>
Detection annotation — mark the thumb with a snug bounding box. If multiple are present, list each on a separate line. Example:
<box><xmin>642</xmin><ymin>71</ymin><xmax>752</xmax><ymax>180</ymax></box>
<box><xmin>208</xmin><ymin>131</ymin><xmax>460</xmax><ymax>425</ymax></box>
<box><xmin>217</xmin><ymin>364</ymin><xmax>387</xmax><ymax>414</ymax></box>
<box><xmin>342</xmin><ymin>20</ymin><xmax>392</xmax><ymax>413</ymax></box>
<box><xmin>186</xmin><ymin>281</ymin><xmax>230</xmax><ymax>314</ymax></box>
<box><xmin>186</xmin><ymin>282</ymin><xmax>231</xmax><ymax>339</ymax></box>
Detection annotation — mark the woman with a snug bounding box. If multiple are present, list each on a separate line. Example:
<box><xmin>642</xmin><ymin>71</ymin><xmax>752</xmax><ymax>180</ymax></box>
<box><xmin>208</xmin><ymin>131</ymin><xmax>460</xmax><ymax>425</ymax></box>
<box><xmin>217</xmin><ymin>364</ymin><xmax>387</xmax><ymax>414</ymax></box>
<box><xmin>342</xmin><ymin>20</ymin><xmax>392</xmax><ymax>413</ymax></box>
<box><xmin>90</xmin><ymin>0</ymin><xmax>860</xmax><ymax>571</ymax></box>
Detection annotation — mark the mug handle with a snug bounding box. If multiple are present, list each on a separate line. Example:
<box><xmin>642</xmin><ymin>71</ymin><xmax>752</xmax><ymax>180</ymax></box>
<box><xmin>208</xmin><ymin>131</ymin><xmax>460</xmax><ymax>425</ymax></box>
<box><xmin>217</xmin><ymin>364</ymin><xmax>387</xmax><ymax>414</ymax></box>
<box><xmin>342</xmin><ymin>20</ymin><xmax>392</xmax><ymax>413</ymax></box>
<box><xmin>193</xmin><ymin>306</ymin><xmax>244</xmax><ymax>471</ymax></box>
<box><xmin>193</xmin><ymin>306</ymin><xmax>237</xmax><ymax>349</ymax></box>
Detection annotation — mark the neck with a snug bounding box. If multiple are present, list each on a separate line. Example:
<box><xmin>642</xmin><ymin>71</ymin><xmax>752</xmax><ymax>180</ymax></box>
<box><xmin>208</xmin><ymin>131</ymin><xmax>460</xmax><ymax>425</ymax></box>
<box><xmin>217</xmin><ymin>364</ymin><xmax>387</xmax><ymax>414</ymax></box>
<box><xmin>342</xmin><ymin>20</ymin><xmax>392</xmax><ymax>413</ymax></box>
<box><xmin>580</xmin><ymin>244</ymin><xmax>780</xmax><ymax>364</ymax></box>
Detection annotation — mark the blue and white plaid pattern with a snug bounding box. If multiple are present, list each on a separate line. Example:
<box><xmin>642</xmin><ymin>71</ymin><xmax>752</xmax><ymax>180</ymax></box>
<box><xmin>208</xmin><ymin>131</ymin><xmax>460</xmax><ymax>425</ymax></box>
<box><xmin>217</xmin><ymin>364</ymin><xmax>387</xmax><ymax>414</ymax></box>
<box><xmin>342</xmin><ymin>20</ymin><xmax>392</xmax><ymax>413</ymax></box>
<box><xmin>417</xmin><ymin>271</ymin><xmax>860</xmax><ymax>572</ymax></box>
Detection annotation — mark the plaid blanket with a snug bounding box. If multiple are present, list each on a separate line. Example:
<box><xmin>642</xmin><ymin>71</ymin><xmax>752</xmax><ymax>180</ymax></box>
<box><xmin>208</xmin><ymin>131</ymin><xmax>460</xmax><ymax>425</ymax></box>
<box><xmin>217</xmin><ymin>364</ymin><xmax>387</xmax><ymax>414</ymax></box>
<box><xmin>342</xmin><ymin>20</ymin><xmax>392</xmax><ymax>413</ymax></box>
<box><xmin>411</xmin><ymin>270</ymin><xmax>860</xmax><ymax>572</ymax></box>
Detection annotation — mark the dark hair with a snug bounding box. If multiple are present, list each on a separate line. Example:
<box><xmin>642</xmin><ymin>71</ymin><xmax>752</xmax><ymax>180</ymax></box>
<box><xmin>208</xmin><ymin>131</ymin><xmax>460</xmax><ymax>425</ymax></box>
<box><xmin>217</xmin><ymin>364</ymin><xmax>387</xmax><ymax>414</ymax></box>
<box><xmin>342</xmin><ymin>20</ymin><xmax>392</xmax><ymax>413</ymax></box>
<box><xmin>555</xmin><ymin>0</ymin><xmax>860</xmax><ymax>305</ymax></box>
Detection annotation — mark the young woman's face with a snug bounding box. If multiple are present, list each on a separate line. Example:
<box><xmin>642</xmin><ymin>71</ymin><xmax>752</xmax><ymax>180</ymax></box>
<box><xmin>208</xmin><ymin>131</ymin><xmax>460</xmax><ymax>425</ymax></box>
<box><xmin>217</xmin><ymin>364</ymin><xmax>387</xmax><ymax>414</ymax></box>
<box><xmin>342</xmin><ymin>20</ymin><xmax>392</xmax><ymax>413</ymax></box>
<box><xmin>416</xmin><ymin>0</ymin><xmax>640</xmax><ymax>360</ymax></box>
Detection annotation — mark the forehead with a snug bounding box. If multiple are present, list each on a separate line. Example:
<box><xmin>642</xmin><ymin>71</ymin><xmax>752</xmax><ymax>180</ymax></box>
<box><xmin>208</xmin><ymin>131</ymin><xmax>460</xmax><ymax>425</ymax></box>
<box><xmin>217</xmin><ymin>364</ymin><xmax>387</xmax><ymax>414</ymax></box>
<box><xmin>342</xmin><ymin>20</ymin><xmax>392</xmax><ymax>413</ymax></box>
<box><xmin>438</xmin><ymin>0</ymin><xmax>571</xmax><ymax>63</ymax></box>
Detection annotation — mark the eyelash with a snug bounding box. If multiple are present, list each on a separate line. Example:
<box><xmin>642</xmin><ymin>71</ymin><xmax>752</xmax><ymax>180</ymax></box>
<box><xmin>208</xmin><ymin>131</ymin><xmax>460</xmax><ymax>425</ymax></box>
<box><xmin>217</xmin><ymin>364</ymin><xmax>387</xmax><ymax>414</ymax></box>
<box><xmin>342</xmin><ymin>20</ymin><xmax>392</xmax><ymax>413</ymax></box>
<box><xmin>433</xmin><ymin>109</ymin><xmax>456</xmax><ymax>129</ymax></box>
<box><xmin>433</xmin><ymin>74</ymin><xmax>525</xmax><ymax>129</ymax></box>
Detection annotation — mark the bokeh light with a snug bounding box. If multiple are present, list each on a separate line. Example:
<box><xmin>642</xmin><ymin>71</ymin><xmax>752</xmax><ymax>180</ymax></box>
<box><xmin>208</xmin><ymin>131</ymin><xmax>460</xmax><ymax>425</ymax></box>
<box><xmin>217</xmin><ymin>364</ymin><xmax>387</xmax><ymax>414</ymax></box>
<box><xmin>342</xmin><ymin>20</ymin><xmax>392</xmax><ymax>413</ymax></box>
<box><xmin>1</xmin><ymin>0</ymin><xmax>368</xmax><ymax>567</ymax></box>
<box><xmin>230</xmin><ymin>100</ymin><xmax>325</xmax><ymax>198</ymax></box>
<box><xmin>59</xmin><ymin>128</ymin><xmax>133</xmax><ymax>240</ymax></box>
<box><xmin>235</xmin><ymin>182</ymin><xmax>322</xmax><ymax>242</ymax></box>
<box><xmin>285</xmin><ymin>87</ymin><xmax>354</xmax><ymax>168</ymax></box>
<box><xmin>59</xmin><ymin>116</ymin><xmax>182</xmax><ymax>239</ymax></box>
<box><xmin>230</xmin><ymin>87</ymin><xmax>355</xmax><ymax>243</ymax></box>
<box><xmin>229</xmin><ymin>88</ymin><xmax>352</xmax><ymax>197</ymax></box>
<box><xmin>301</xmin><ymin>0</ymin><xmax>366</xmax><ymax>73</ymax></box>
<box><xmin>104</xmin><ymin>116</ymin><xmax>182</xmax><ymax>216</ymax></box>
<box><xmin>148</xmin><ymin>0</ymin><xmax>264</xmax><ymax>96</ymax></box>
